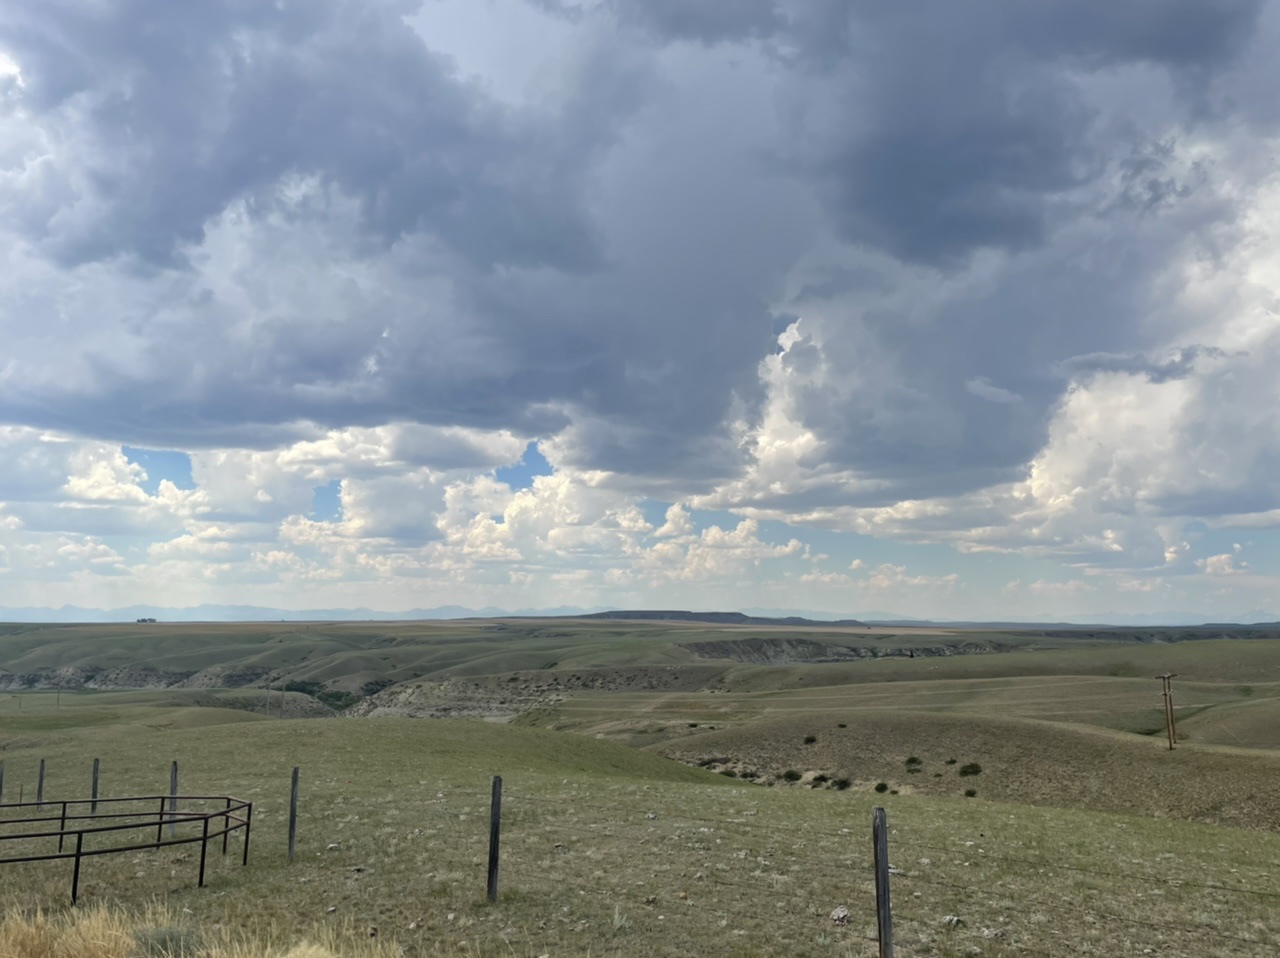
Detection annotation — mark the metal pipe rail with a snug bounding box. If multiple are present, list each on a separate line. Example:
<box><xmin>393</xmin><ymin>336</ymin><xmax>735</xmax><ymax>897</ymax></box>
<box><xmin>0</xmin><ymin>795</ymin><xmax>253</xmax><ymax>903</ymax></box>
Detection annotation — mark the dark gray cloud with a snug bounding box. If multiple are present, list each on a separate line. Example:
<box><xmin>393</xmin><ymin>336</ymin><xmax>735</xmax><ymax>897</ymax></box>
<box><xmin>589</xmin><ymin>0</ymin><xmax>1262</xmax><ymax>266</ymax></box>
<box><xmin>0</xmin><ymin>0</ymin><xmax>1275</xmax><ymax>511</ymax></box>
<box><xmin>612</xmin><ymin>0</ymin><xmax>784</xmax><ymax>43</ymax></box>
<box><xmin>0</xmin><ymin>7</ymin><xmax>794</xmax><ymax>488</ymax></box>
<box><xmin>1</xmin><ymin>0</ymin><xmax>604</xmax><ymax>271</ymax></box>
<box><xmin>1056</xmin><ymin>346</ymin><xmax>1232</xmax><ymax>384</ymax></box>
<box><xmin>770</xmin><ymin>160</ymin><xmax>1244</xmax><ymax>499</ymax></box>
<box><xmin>778</xmin><ymin>0</ymin><xmax>1262</xmax><ymax>267</ymax></box>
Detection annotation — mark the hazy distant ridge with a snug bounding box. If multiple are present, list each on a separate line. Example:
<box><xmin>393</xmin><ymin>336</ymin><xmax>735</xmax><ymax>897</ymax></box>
<box><xmin>0</xmin><ymin>603</ymin><xmax>1277</xmax><ymax>627</ymax></box>
<box><xmin>573</xmin><ymin>610</ymin><xmax>868</xmax><ymax>627</ymax></box>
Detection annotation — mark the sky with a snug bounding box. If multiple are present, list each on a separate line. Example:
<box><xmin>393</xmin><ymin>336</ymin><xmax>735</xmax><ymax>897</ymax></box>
<box><xmin>2</xmin><ymin>0</ymin><xmax>1280</xmax><ymax>621</ymax></box>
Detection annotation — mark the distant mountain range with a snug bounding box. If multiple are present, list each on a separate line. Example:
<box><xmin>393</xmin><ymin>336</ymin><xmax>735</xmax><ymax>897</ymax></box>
<box><xmin>0</xmin><ymin>603</ymin><xmax>1275</xmax><ymax>627</ymax></box>
<box><xmin>573</xmin><ymin>610</ymin><xmax>868</xmax><ymax>627</ymax></box>
<box><xmin>0</xmin><ymin>603</ymin><xmax>607</xmax><ymax>623</ymax></box>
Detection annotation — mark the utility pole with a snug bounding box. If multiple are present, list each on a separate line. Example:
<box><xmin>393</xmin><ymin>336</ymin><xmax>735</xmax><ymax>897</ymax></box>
<box><xmin>1155</xmin><ymin>673</ymin><xmax>1178</xmax><ymax>750</ymax></box>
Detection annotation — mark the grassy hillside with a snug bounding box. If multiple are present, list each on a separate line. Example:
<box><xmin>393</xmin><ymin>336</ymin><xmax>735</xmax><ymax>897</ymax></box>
<box><xmin>5</xmin><ymin>618</ymin><xmax>1248</xmax><ymax>697</ymax></box>
<box><xmin>4</xmin><ymin>619</ymin><xmax>1280</xmax><ymax>954</ymax></box>
<box><xmin>0</xmin><ymin>620</ymin><xmax>977</xmax><ymax>689</ymax></box>
<box><xmin>0</xmin><ymin>701</ymin><xmax>1278</xmax><ymax>957</ymax></box>
<box><xmin>651</xmin><ymin>709</ymin><xmax>1280</xmax><ymax>830</ymax></box>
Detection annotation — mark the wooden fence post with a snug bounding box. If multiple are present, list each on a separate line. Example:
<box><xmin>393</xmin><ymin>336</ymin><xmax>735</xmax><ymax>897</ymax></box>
<box><xmin>487</xmin><ymin>775</ymin><xmax>502</xmax><ymax>902</ymax></box>
<box><xmin>168</xmin><ymin>761</ymin><xmax>178</xmax><ymax>837</ymax></box>
<box><xmin>91</xmin><ymin>758</ymin><xmax>100</xmax><ymax>813</ymax></box>
<box><xmin>288</xmin><ymin>766</ymin><xmax>300</xmax><ymax>863</ymax></box>
<box><xmin>37</xmin><ymin>759</ymin><xmax>45</xmax><ymax>808</ymax></box>
<box><xmin>0</xmin><ymin>758</ymin><xmax>5</xmax><ymax>805</ymax></box>
<box><xmin>873</xmin><ymin>806</ymin><xmax>894</xmax><ymax>958</ymax></box>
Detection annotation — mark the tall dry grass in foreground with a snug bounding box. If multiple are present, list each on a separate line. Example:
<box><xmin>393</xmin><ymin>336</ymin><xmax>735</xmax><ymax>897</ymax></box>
<box><xmin>0</xmin><ymin>906</ymin><xmax>402</xmax><ymax>958</ymax></box>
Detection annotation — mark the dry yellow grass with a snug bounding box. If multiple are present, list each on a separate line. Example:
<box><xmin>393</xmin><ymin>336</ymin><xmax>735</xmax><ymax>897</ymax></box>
<box><xmin>0</xmin><ymin>906</ymin><xmax>402</xmax><ymax>958</ymax></box>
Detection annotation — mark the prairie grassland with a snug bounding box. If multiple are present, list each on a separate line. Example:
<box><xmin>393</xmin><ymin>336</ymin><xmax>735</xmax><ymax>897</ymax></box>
<box><xmin>0</xmin><ymin>618</ymin><xmax>1062</xmax><ymax>706</ymax></box>
<box><xmin>708</xmin><ymin>636</ymin><xmax>1280</xmax><ymax>690</ymax></box>
<box><xmin>652</xmin><ymin>708</ymin><xmax>1280</xmax><ymax>829</ymax></box>
<box><xmin>4</xmin><ymin>626</ymin><xmax>1280</xmax><ymax>956</ymax></box>
<box><xmin>537</xmin><ymin>669</ymin><xmax>1280</xmax><ymax>745</ymax></box>
<box><xmin>0</xmin><ymin>704</ymin><xmax>1278</xmax><ymax>957</ymax></box>
<box><xmin>527</xmin><ymin>663</ymin><xmax>1280</xmax><ymax>828</ymax></box>
<box><xmin>2</xmin><ymin>618</ymin><xmax>1243</xmax><ymax>695</ymax></box>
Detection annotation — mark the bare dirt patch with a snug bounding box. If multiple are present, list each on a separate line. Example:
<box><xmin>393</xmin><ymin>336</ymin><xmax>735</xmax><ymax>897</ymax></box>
<box><xmin>350</xmin><ymin>666</ymin><xmax>725</xmax><ymax>719</ymax></box>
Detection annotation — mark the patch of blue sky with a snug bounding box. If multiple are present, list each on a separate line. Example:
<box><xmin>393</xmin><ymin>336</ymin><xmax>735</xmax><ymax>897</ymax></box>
<box><xmin>495</xmin><ymin>442</ymin><xmax>552</xmax><ymax>490</ymax></box>
<box><xmin>638</xmin><ymin>499</ymin><xmax>675</xmax><ymax>529</ymax></box>
<box><xmin>122</xmin><ymin>447</ymin><xmax>195</xmax><ymax>495</ymax></box>
<box><xmin>1181</xmin><ymin>525</ymin><xmax>1270</xmax><ymax>571</ymax></box>
<box><xmin>311</xmin><ymin>479</ymin><xmax>343</xmax><ymax>522</ymax></box>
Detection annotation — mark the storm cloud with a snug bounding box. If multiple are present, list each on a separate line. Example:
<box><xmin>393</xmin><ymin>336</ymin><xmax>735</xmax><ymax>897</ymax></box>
<box><xmin>2</xmin><ymin>0</ymin><xmax>1280</xmax><ymax>616</ymax></box>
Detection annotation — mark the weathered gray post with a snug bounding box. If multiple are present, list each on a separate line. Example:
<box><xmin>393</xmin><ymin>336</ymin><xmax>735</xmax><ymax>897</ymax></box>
<box><xmin>37</xmin><ymin>759</ymin><xmax>45</xmax><ymax>807</ymax></box>
<box><xmin>168</xmin><ymin>760</ymin><xmax>179</xmax><ymax>837</ymax></box>
<box><xmin>873</xmin><ymin>806</ymin><xmax>894</xmax><ymax>958</ymax></box>
<box><xmin>91</xmin><ymin>758</ymin><xmax>100</xmax><ymax>813</ymax></box>
<box><xmin>0</xmin><ymin>759</ymin><xmax>5</xmax><ymax>804</ymax></box>
<box><xmin>288</xmin><ymin>766</ymin><xmax>300</xmax><ymax>863</ymax></box>
<box><xmin>487</xmin><ymin>775</ymin><xmax>503</xmax><ymax>902</ymax></box>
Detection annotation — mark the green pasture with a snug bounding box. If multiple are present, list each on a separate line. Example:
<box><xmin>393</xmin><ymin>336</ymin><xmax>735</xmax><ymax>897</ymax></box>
<box><xmin>2</xmin><ymin>620</ymin><xmax>1280</xmax><ymax>954</ymax></box>
<box><xmin>0</xmin><ymin>702</ymin><xmax>1277</xmax><ymax>957</ymax></box>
